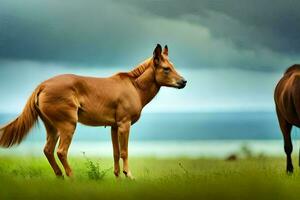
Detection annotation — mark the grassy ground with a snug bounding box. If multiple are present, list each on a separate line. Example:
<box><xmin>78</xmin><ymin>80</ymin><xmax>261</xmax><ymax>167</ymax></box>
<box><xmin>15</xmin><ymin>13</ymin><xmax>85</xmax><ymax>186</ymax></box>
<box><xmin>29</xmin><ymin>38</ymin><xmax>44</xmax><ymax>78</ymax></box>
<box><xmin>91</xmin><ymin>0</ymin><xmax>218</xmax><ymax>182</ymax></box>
<box><xmin>0</xmin><ymin>155</ymin><xmax>299</xmax><ymax>200</ymax></box>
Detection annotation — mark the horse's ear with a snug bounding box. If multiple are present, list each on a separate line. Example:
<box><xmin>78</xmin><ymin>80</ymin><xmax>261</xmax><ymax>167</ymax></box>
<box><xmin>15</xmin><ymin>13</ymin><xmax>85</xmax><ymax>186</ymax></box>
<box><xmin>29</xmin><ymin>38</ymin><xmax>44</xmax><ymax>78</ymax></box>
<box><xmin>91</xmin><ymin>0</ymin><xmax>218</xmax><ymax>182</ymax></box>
<box><xmin>153</xmin><ymin>44</ymin><xmax>162</xmax><ymax>66</ymax></box>
<box><xmin>163</xmin><ymin>45</ymin><xmax>168</xmax><ymax>56</ymax></box>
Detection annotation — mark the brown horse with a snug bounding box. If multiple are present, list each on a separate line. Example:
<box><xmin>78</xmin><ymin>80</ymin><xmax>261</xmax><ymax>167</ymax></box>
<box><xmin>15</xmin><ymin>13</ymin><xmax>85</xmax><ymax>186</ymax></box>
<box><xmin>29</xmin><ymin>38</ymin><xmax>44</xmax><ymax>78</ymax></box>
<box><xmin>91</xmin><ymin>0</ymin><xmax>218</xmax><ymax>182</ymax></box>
<box><xmin>0</xmin><ymin>44</ymin><xmax>186</xmax><ymax>178</ymax></box>
<box><xmin>274</xmin><ymin>64</ymin><xmax>300</xmax><ymax>173</ymax></box>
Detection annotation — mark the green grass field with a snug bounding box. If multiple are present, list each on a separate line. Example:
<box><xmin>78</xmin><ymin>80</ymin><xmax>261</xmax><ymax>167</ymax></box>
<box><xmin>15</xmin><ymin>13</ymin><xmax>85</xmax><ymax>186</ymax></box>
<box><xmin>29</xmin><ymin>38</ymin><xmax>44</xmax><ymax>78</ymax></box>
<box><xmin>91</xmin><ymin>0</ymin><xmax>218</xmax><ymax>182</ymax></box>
<box><xmin>0</xmin><ymin>155</ymin><xmax>299</xmax><ymax>200</ymax></box>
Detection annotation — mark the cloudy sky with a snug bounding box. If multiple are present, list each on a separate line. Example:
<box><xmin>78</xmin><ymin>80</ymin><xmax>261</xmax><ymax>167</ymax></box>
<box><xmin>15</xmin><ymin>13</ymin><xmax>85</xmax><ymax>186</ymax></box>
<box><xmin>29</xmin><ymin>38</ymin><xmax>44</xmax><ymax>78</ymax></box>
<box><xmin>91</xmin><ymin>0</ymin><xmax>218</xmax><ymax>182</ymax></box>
<box><xmin>0</xmin><ymin>0</ymin><xmax>299</xmax><ymax>113</ymax></box>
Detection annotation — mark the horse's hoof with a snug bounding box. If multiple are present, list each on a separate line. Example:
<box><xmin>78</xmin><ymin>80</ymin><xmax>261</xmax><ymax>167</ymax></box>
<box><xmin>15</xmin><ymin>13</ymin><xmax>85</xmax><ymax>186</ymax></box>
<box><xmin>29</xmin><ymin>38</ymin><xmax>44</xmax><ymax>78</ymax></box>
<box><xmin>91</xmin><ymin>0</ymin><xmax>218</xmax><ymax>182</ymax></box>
<box><xmin>114</xmin><ymin>172</ymin><xmax>121</xmax><ymax>180</ymax></box>
<box><xmin>123</xmin><ymin>170</ymin><xmax>135</xmax><ymax>180</ymax></box>
<box><xmin>56</xmin><ymin>175</ymin><xmax>64</xmax><ymax>179</ymax></box>
<box><xmin>126</xmin><ymin>175</ymin><xmax>135</xmax><ymax>180</ymax></box>
<box><xmin>114</xmin><ymin>171</ymin><xmax>120</xmax><ymax>177</ymax></box>
<box><xmin>286</xmin><ymin>167</ymin><xmax>294</xmax><ymax>174</ymax></box>
<box><xmin>286</xmin><ymin>171</ymin><xmax>293</xmax><ymax>176</ymax></box>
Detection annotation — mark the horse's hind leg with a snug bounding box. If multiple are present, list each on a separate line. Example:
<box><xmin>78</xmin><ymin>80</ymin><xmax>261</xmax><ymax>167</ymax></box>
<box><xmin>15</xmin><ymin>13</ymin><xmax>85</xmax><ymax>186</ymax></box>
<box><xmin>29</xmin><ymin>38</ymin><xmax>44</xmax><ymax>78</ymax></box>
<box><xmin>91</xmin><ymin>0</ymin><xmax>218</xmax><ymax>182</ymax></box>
<box><xmin>38</xmin><ymin>90</ymin><xmax>79</xmax><ymax>177</ymax></box>
<box><xmin>276</xmin><ymin>109</ymin><xmax>293</xmax><ymax>173</ymax></box>
<box><xmin>56</xmin><ymin>123</ymin><xmax>76</xmax><ymax>177</ymax></box>
<box><xmin>43</xmin><ymin>123</ymin><xmax>63</xmax><ymax>177</ymax></box>
<box><xmin>283</xmin><ymin>125</ymin><xmax>293</xmax><ymax>173</ymax></box>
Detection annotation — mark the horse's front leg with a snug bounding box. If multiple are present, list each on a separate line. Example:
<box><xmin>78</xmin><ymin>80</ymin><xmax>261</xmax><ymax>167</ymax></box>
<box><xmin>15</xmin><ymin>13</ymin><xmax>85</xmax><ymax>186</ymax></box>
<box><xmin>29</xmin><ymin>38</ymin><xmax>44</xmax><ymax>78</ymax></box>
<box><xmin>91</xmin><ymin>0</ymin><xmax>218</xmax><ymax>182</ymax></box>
<box><xmin>118</xmin><ymin>121</ymin><xmax>134</xmax><ymax>179</ymax></box>
<box><xmin>111</xmin><ymin>126</ymin><xmax>120</xmax><ymax>178</ymax></box>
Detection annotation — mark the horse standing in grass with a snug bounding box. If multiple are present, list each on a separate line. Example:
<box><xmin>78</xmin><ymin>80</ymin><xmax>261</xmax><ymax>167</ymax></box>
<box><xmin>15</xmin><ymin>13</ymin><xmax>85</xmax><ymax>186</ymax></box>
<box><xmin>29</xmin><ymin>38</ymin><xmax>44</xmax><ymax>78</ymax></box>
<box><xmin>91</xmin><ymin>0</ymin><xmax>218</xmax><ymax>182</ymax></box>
<box><xmin>0</xmin><ymin>44</ymin><xmax>187</xmax><ymax>178</ymax></box>
<box><xmin>275</xmin><ymin>64</ymin><xmax>300</xmax><ymax>173</ymax></box>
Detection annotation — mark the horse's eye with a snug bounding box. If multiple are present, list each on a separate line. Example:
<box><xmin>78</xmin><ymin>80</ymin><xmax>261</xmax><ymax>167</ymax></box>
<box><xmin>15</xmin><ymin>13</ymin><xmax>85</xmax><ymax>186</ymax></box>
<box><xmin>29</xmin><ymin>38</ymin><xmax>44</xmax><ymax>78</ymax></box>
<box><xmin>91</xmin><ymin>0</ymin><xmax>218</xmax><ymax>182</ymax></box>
<box><xmin>163</xmin><ymin>68</ymin><xmax>170</xmax><ymax>74</ymax></box>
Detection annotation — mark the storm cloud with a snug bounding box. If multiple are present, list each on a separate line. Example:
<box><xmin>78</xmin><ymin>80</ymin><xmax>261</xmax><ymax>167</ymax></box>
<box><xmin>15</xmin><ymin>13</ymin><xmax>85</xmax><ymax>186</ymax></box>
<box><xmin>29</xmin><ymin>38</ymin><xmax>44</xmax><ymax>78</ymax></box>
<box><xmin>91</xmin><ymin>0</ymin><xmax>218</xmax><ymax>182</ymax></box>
<box><xmin>120</xmin><ymin>0</ymin><xmax>300</xmax><ymax>54</ymax></box>
<box><xmin>0</xmin><ymin>0</ymin><xmax>300</xmax><ymax>71</ymax></box>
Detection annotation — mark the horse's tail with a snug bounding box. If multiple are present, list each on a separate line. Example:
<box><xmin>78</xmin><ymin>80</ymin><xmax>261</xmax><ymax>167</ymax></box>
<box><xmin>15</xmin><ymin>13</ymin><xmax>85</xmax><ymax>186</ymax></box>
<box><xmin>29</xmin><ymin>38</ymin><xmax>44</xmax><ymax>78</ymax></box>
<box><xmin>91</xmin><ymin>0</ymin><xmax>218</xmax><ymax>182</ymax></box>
<box><xmin>0</xmin><ymin>86</ymin><xmax>41</xmax><ymax>147</ymax></box>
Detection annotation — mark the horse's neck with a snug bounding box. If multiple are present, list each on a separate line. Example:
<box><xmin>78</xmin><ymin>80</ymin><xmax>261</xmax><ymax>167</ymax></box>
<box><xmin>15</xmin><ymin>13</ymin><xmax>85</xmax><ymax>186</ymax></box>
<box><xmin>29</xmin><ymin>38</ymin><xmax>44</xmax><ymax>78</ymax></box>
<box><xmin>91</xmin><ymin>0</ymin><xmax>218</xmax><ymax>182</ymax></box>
<box><xmin>134</xmin><ymin>63</ymin><xmax>160</xmax><ymax>107</ymax></box>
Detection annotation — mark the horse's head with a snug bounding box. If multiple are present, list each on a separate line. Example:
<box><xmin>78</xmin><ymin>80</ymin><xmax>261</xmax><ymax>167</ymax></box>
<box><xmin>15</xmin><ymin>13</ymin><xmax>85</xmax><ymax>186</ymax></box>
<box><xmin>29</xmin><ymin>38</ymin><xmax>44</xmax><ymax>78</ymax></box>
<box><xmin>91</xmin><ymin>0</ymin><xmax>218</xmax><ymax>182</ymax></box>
<box><xmin>152</xmin><ymin>44</ymin><xmax>187</xmax><ymax>89</ymax></box>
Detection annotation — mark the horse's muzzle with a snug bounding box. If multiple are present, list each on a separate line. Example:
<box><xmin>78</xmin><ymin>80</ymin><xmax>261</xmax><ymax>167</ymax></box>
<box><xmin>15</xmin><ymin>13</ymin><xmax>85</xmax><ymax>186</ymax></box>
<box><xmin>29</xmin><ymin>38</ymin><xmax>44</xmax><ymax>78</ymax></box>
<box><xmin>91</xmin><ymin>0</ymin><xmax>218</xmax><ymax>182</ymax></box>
<box><xmin>177</xmin><ymin>79</ymin><xmax>187</xmax><ymax>89</ymax></box>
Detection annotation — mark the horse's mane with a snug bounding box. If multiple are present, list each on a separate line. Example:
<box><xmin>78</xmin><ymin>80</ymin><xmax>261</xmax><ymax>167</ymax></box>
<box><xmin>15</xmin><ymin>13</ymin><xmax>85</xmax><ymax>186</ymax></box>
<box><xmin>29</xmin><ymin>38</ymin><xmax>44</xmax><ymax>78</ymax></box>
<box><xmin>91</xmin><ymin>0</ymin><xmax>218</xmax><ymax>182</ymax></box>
<box><xmin>127</xmin><ymin>58</ymin><xmax>152</xmax><ymax>78</ymax></box>
<box><xmin>284</xmin><ymin>64</ymin><xmax>300</xmax><ymax>75</ymax></box>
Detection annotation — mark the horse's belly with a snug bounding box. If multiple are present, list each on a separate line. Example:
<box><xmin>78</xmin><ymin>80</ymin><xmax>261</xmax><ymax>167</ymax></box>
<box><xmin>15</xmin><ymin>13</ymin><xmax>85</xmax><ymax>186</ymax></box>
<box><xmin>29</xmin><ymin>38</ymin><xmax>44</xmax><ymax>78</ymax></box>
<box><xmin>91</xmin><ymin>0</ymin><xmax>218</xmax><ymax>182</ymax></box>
<box><xmin>77</xmin><ymin>109</ymin><xmax>116</xmax><ymax>127</ymax></box>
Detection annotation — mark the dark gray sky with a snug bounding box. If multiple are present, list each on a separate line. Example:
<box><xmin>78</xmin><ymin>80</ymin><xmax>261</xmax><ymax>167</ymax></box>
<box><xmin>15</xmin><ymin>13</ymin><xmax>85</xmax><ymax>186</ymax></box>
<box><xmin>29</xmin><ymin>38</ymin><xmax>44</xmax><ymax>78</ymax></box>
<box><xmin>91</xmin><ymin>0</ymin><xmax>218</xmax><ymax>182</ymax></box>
<box><xmin>0</xmin><ymin>0</ymin><xmax>299</xmax><ymax>112</ymax></box>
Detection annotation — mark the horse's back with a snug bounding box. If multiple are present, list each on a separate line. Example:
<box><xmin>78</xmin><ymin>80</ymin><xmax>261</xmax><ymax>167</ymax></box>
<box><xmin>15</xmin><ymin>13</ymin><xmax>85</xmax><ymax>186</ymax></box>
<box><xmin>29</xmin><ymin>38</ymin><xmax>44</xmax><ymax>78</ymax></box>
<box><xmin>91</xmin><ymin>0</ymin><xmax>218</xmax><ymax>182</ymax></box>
<box><xmin>284</xmin><ymin>64</ymin><xmax>300</xmax><ymax>75</ymax></box>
